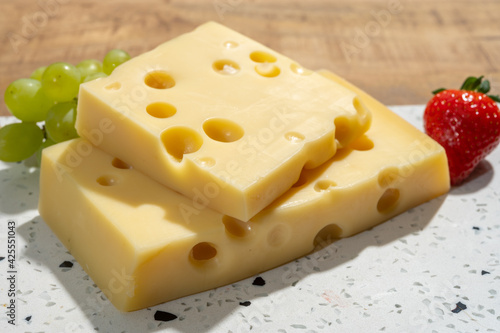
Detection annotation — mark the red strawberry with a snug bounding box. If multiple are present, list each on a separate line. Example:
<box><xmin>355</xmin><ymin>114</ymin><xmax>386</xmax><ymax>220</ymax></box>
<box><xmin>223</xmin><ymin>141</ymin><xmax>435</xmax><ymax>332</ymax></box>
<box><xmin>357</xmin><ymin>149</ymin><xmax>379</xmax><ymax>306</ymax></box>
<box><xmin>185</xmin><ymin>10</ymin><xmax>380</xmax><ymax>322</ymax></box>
<box><xmin>424</xmin><ymin>76</ymin><xmax>500</xmax><ymax>186</ymax></box>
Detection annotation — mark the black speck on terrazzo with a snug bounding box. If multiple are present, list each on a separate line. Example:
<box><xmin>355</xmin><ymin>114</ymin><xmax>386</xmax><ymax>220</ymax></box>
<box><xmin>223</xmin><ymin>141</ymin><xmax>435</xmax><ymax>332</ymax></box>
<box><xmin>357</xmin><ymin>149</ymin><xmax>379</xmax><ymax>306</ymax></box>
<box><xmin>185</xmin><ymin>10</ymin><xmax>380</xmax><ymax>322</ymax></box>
<box><xmin>252</xmin><ymin>276</ymin><xmax>266</xmax><ymax>286</ymax></box>
<box><xmin>239</xmin><ymin>301</ymin><xmax>251</xmax><ymax>307</ymax></box>
<box><xmin>154</xmin><ymin>310</ymin><xmax>178</xmax><ymax>322</ymax></box>
<box><xmin>451</xmin><ymin>302</ymin><xmax>467</xmax><ymax>313</ymax></box>
<box><xmin>59</xmin><ymin>261</ymin><xmax>73</xmax><ymax>268</ymax></box>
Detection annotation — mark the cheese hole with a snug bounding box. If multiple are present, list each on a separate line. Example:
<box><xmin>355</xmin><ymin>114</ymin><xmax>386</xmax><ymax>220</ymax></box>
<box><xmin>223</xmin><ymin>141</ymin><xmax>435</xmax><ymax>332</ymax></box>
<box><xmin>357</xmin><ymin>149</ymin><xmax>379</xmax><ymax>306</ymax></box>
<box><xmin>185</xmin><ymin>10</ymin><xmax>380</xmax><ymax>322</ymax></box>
<box><xmin>292</xmin><ymin>171</ymin><xmax>308</xmax><ymax>188</ymax></box>
<box><xmin>267</xmin><ymin>224</ymin><xmax>290</xmax><ymax>247</ymax></box>
<box><xmin>146</xmin><ymin>102</ymin><xmax>177</xmax><ymax>118</ymax></box>
<box><xmin>334</xmin><ymin>116</ymin><xmax>352</xmax><ymax>147</ymax></box>
<box><xmin>351</xmin><ymin>135</ymin><xmax>374</xmax><ymax>151</ymax></box>
<box><xmin>250</xmin><ymin>51</ymin><xmax>277</xmax><ymax>63</ymax></box>
<box><xmin>285</xmin><ymin>131</ymin><xmax>305</xmax><ymax>143</ymax></box>
<box><xmin>313</xmin><ymin>224</ymin><xmax>342</xmax><ymax>249</ymax></box>
<box><xmin>144</xmin><ymin>71</ymin><xmax>175</xmax><ymax>89</ymax></box>
<box><xmin>198</xmin><ymin>157</ymin><xmax>216</xmax><ymax>167</ymax></box>
<box><xmin>290</xmin><ymin>63</ymin><xmax>312</xmax><ymax>76</ymax></box>
<box><xmin>213</xmin><ymin>60</ymin><xmax>240</xmax><ymax>75</ymax></box>
<box><xmin>203</xmin><ymin>118</ymin><xmax>244</xmax><ymax>142</ymax></box>
<box><xmin>378</xmin><ymin>167</ymin><xmax>401</xmax><ymax>188</ymax></box>
<box><xmin>255</xmin><ymin>63</ymin><xmax>280</xmax><ymax>78</ymax></box>
<box><xmin>223</xmin><ymin>215</ymin><xmax>251</xmax><ymax>237</ymax></box>
<box><xmin>96</xmin><ymin>175</ymin><xmax>118</xmax><ymax>186</ymax></box>
<box><xmin>105</xmin><ymin>82</ymin><xmax>121</xmax><ymax>90</ymax></box>
<box><xmin>190</xmin><ymin>242</ymin><xmax>217</xmax><ymax>261</ymax></box>
<box><xmin>161</xmin><ymin>127</ymin><xmax>203</xmax><ymax>162</ymax></box>
<box><xmin>314</xmin><ymin>180</ymin><xmax>337</xmax><ymax>192</ymax></box>
<box><xmin>223</xmin><ymin>41</ymin><xmax>239</xmax><ymax>48</ymax></box>
<box><xmin>377</xmin><ymin>188</ymin><xmax>400</xmax><ymax>213</ymax></box>
<box><xmin>111</xmin><ymin>158</ymin><xmax>132</xmax><ymax>169</ymax></box>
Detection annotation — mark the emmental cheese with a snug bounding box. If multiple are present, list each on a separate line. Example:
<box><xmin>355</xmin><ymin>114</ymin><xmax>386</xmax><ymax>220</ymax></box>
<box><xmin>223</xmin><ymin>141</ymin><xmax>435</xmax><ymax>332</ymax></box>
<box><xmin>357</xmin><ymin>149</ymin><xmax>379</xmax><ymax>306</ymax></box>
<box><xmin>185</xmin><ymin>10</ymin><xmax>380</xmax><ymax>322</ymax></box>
<box><xmin>75</xmin><ymin>21</ymin><xmax>371</xmax><ymax>221</ymax></box>
<box><xmin>39</xmin><ymin>71</ymin><xmax>449</xmax><ymax>311</ymax></box>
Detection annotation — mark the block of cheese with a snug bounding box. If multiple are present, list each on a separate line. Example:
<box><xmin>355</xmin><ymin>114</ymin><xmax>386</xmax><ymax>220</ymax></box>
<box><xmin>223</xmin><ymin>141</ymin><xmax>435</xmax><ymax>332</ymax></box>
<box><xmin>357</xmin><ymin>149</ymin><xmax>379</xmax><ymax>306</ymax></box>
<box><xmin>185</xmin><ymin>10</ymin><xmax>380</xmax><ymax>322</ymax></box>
<box><xmin>39</xmin><ymin>71</ymin><xmax>449</xmax><ymax>312</ymax></box>
<box><xmin>75</xmin><ymin>21</ymin><xmax>371</xmax><ymax>221</ymax></box>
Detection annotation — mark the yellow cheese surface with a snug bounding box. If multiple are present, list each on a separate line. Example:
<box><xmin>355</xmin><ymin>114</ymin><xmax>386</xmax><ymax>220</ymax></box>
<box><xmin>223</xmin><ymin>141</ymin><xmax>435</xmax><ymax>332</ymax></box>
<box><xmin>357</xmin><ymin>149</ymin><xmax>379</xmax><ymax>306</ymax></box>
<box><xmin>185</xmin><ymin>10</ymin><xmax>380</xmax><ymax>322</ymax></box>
<box><xmin>39</xmin><ymin>71</ymin><xmax>449</xmax><ymax>311</ymax></box>
<box><xmin>75</xmin><ymin>22</ymin><xmax>371</xmax><ymax>221</ymax></box>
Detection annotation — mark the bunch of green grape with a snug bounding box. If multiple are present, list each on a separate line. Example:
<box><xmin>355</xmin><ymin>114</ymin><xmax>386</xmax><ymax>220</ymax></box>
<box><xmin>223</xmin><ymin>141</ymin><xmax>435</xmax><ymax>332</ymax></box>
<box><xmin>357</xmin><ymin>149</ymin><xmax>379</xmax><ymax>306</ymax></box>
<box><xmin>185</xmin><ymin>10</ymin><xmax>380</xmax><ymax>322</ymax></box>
<box><xmin>0</xmin><ymin>49</ymin><xmax>131</xmax><ymax>164</ymax></box>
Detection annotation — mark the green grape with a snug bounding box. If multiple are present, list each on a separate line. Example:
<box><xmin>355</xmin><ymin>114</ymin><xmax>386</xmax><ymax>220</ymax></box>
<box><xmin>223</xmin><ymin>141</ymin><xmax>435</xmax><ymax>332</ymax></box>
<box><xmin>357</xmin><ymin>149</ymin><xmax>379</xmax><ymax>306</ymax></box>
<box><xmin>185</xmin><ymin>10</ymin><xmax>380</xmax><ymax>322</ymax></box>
<box><xmin>45</xmin><ymin>100</ymin><xmax>79</xmax><ymax>143</ymax></box>
<box><xmin>36</xmin><ymin>137</ymin><xmax>57</xmax><ymax>166</ymax></box>
<box><xmin>83</xmin><ymin>72</ymin><xmax>107</xmax><ymax>82</ymax></box>
<box><xmin>103</xmin><ymin>49</ymin><xmax>131</xmax><ymax>75</ymax></box>
<box><xmin>41</xmin><ymin>62</ymin><xmax>81</xmax><ymax>102</ymax></box>
<box><xmin>4</xmin><ymin>78</ymin><xmax>53</xmax><ymax>122</ymax></box>
<box><xmin>76</xmin><ymin>59</ymin><xmax>103</xmax><ymax>81</ymax></box>
<box><xmin>0</xmin><ymin>122</ymin><xmax>44</xmax><ymax>162</ymax></box>
<box><xmin>30</xmin><ymin>66</ymin><xmax>47</xmax><ymax>81</ymax></box>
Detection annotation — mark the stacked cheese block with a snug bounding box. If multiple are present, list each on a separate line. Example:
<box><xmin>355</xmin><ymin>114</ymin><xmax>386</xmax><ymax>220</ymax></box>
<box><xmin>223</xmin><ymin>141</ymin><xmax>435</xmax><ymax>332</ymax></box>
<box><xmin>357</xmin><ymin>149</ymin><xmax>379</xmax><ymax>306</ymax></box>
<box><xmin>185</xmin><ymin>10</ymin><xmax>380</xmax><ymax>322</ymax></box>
<box><xmin>38</xmin><ymin>22</ymin><xmax>450</xmax><ymax>311</ymax></box>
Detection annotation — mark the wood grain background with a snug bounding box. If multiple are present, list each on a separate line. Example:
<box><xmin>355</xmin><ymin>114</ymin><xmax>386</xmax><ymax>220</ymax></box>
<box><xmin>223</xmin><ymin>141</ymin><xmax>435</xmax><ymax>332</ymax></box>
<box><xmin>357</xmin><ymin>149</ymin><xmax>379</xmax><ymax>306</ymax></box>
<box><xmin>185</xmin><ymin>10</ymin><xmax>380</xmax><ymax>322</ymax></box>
<box><xmin>1</xmin><ymin>0</ymin><xmax>500</xmax><ymax>116</ymax></box>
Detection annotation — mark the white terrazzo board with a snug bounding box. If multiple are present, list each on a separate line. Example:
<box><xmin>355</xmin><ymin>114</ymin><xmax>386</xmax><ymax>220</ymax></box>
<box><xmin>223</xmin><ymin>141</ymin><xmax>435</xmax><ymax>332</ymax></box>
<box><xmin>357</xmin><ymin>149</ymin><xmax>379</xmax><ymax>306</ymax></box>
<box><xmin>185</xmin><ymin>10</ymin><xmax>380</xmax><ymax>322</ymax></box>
<box><xmin>0</xmin><ymin>105</ymin><xmax>499</xmax><ymax>333</ymax></box>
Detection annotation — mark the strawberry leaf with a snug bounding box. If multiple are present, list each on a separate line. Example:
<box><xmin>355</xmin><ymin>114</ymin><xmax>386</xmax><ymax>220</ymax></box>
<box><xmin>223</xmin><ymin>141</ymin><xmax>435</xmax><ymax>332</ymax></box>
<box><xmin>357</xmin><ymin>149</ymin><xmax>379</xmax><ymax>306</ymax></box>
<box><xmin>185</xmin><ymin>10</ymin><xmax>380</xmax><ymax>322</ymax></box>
<box><xmin>478</xmin><ymin>80</ymin><xmax>491</xmax><ymax>94</ymax></box>
<box><xmin>488</xmin><ymin>94</ymin><xmax>500</xmax><ymax>103</ymax></box>
<box><xmin>460</xmin><ymin>76</ymin><xmax>483</xmax><ymax>91</ymax></box>
<box><xmin>471</xmin><ymin>75</ymin><xmax>484</xmax><ymax>91</ymax></box>
<box><xmin>460</xmin><ymin>76</ymin><xmax>478</xmax><ymax>90</ymax></box>
<box><xmin>432</xmin><ymin>88</ymin><xmax>446</xmax><ymax>95</ymax></box>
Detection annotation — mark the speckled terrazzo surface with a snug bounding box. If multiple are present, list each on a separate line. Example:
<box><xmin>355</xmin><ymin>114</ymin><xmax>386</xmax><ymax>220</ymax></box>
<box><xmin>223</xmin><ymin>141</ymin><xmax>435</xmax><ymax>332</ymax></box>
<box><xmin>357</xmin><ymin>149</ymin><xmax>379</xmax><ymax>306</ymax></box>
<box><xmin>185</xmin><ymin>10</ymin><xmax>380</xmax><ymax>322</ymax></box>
<box><xmin>0</xmin><ymin>106</ymin><xmax>499</xmax><ymax>333</ymax></box>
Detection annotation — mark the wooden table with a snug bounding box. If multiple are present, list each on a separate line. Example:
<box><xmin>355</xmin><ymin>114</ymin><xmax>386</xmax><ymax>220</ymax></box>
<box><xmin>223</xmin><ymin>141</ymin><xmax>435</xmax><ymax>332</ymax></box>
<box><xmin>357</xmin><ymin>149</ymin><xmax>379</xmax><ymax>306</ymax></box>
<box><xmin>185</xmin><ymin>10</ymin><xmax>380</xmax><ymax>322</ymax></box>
<box><xmin>1</xmin><ymin>0</ymin><xmax>499</xmax><ymax>116</ymax></box>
